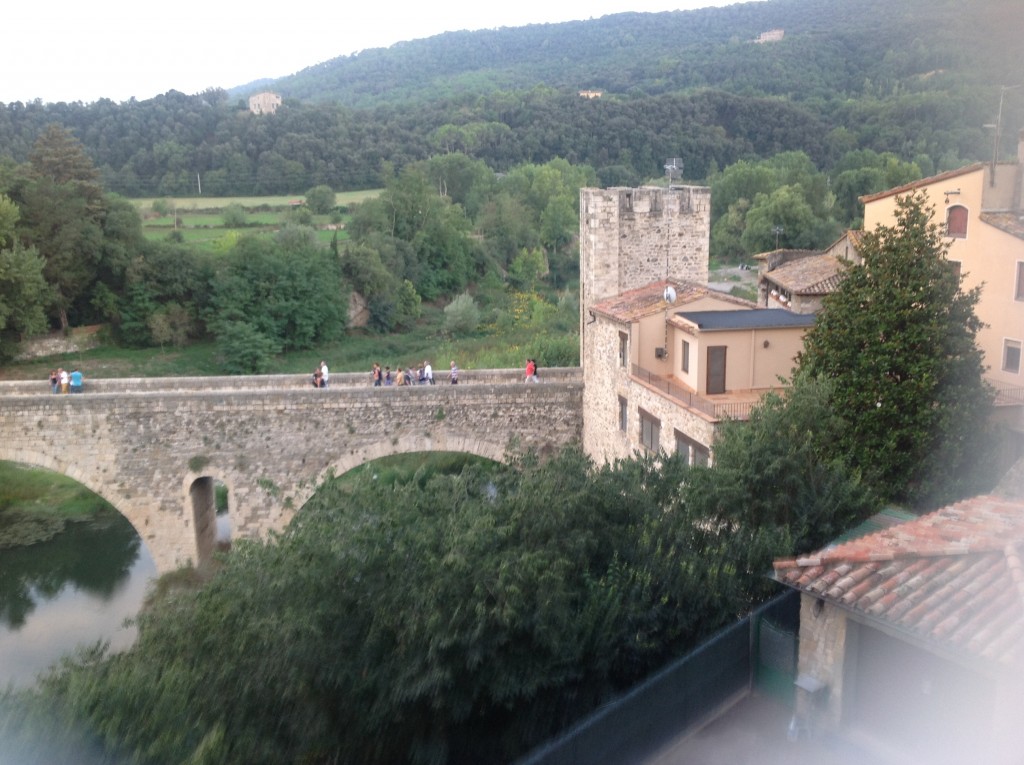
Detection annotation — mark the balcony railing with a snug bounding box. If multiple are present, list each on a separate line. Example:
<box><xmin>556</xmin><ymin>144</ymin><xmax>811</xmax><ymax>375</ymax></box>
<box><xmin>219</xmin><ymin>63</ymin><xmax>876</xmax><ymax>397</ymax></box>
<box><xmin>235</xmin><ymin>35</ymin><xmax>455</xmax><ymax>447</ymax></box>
<box><xmin>630</xmin><ymin>364</ymin><xmax>760</xmax><ymax>421</ymax></box>
<box><xmin>988</xmin><ymin>377</ymin><xmax>1024</xmax><ymax>405</ymax></box>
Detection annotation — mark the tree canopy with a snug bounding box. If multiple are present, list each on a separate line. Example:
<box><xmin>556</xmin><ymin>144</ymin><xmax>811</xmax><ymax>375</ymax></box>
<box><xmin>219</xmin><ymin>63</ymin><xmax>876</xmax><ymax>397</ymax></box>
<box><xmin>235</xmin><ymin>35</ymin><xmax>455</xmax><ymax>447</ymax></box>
<box><xmin>1</xmin><ymin>445</ymin><xmax>811</xmax><ymax>765</ymax></box>
<box><xmin>797</xmin><ymin>193</ymin><xmax>996</xmax><ymax>508</ymax></box>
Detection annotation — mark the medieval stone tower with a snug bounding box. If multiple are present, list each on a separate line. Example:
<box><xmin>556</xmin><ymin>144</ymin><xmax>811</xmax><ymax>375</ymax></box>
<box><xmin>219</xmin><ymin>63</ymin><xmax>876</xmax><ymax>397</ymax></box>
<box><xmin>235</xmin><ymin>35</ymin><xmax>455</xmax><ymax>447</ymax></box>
<box><xmin>579</xmin><ymin>185</ymin><xmax>711</xmax><ymax>357</ymax></box>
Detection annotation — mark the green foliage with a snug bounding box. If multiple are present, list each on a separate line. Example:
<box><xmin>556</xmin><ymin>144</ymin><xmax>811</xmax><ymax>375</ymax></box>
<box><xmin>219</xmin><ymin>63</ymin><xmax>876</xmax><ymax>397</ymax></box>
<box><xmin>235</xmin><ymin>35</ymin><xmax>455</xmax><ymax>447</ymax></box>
<box><xmin>508</xmin><ymin>247</ymin><xmax>546</xmax><ymax>292</ymax></box>
<box><xmin>443</xmin><ymin>292</ymin><xmax>481</xmax><ymax>337</ymax></box>
<box><xmin>220</xmin><ymin>203</ymin><xmax>247</xmax><ymax>228</ymax></box>
<box><xmin>215</xmin><ymin>320</ymin><xmax>281</xmax><ymax>374</ymax></box>
<box><xmin>210</xmin><ymin>235</ymin><xmax>345</xmax><ymax>356</ymax></box>
<box><xmin>709</xmin><ymin>152</ymin><xmax>843</xmax><ymax>258</ymax></box>
<box><xmin>687</xmin><ymin>373</ymin><xmax>877</xmax><ymax>554</ymax></box>
<box><xmin>0</xmin><ymin>242</ymin><xmax>49</xmax><ymax>362</ymax></box>
<box><xmin>5</xmin><ymin>447</ymin><xmax>803</xmax><ymax>764</ymax></box>
<box><xmin>798</xmin><ymin>193</ymin><xmax>996</xmax><ymax>508</ymax></box>
<box><xmin>304</xmin><ymin>185</ymin><xmax>336</xmax><ymax>215</ymax></box>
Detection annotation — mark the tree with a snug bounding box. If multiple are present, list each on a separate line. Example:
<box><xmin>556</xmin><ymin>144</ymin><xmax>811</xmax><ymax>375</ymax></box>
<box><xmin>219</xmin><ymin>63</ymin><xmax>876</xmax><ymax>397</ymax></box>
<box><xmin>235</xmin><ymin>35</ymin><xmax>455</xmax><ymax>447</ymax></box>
<box><xmin>798</xmin><ymin>193</ymin><xmax>995</xmax><ymax>508</ymax></box>
<box><xmin>304</xmin><ymin>185</ymin><xmax>335</xmax><ymax>215</ymax></box>
<box><xmin>0</xmin><ymin>243</ymin><xmax>49</xmax><ymax>362</ymax></box>
<box><xmin>684</xmin><ymin>372</ymin><xmax>877</xmax><ymax>554</ymax></box>
<box><xmin>6</xmin><ymin>447</ymin><xmax>794</xmax><ymax>765</ymax></box>
<box><xmin>221</xmin><ymin>203</ymin><xmax>247</xmax><ymax>228</ymax></box>
<box><xmin>444</xmin><ymin>292</ymin><xmax>481</xmax><ymax>336</ymax></box>
<box><xmin>16</xmin><ymin>127</ymin><xmax>107</xmax><ymax>329</ymax></box>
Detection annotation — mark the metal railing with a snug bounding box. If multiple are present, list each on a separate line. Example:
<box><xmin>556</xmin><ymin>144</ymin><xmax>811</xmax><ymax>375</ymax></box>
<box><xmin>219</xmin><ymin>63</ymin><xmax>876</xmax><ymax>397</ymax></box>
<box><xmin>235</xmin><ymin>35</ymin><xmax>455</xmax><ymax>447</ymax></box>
<box><xmin>988</xmin><ymin>377</ymin><xmax>1024</xmax><ymax>405</ymax></box>
<box><xmin>630</xmin><ymin>364</ymin><xmax>756</xmax><ymax>421</ymax></box>
<box><xmin>515</xmin><ymin>591</ymin><xmax>799</xmax><ymax>765</ymax></box>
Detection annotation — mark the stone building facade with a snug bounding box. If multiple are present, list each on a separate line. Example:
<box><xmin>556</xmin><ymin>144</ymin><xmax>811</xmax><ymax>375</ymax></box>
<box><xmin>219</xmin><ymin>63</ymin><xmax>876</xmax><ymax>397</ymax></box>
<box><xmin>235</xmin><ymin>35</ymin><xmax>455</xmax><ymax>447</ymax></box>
<box><xmin>248</xmin><ymin>91</ymin><xmax>282</xmax><ymax>115</ymax></box>
<box><xmin>579</xmin><ymin>185</ymin><xmax>811</xmax><ymax>465</ymax></box>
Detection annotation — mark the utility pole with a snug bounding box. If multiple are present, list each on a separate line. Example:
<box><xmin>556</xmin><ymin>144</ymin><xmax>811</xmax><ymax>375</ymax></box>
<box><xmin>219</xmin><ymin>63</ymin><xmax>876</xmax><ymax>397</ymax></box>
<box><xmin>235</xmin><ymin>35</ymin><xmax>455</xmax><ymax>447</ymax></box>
<box><xmin>986</xmin><ymin>84</ymin><xmax>1023</xmax><ymax>187</ymax></box>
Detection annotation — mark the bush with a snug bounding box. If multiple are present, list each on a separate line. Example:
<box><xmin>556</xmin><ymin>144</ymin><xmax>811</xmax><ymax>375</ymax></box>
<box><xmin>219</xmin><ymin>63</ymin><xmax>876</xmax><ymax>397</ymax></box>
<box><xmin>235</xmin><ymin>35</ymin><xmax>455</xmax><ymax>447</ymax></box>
<box><xmin>221</xmin><ymin>203</ymin><xmax>247</xmax><ymax>228</ymax></box>
<box><xmin>305</xmin><ymin>185</ymin><xmax>336</xmax><ymax>215</ymax></box>
<box><xmin>443</xmin><ymin>292</ymin><xmax>480</xmax><ymax>336</ymax></box>
<box><xmin>215</xmin><ymin>321</ymin><xmax>280</xmax><ymax>374</ymax></box>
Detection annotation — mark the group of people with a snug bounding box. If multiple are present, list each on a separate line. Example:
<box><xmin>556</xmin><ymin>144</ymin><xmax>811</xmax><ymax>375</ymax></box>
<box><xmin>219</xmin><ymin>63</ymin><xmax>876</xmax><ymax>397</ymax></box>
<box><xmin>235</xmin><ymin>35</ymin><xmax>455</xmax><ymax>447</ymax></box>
<box><xmin>311</xmin><ymin>360</ymin><xmax>330</xmax><ymax>388</ymax></box>
<box><xmin>48</xmin><ymin>367</ymin><xmax>83</xmax><ymax>394</ymax></box>
<box><xmin>370</xmin><ymin>360</ymin><xmax>448</xmax><ymax>386</ymax></box>
<box><xmin>305</xmin><ymin>358</ymin><xmax>482</xmax><ymax>388</ymax></box>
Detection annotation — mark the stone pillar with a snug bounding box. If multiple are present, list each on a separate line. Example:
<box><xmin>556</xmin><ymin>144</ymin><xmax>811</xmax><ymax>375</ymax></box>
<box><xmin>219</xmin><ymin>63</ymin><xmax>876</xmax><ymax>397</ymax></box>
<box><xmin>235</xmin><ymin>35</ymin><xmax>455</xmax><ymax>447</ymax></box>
<box><xmin>190</xmin><ymin>476</ymin><xmax>217</xmax><ymax>568</ymax></box>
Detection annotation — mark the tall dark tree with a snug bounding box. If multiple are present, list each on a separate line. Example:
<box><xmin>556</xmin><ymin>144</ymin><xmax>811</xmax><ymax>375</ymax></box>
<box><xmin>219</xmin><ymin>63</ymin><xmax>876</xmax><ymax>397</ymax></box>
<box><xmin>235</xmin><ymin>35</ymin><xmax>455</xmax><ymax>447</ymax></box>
<box><xmin>16</xmin><ymin>127</ymin><xmax>106</xmax><ymax>329</ymax></box>
<box><xmin>798</xmin><ymin>193</ymin><xmax>995</xmax><ymax>508</ymax></box>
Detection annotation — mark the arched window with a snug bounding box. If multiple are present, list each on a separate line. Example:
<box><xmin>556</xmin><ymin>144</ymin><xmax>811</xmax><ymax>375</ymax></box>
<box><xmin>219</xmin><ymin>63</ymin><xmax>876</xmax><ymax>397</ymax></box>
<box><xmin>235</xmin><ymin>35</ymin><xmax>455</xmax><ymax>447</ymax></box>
<box><xmin>946</xmin><ymin>205</ymin><xmax>968</xmax><ymax>238</ymax></box>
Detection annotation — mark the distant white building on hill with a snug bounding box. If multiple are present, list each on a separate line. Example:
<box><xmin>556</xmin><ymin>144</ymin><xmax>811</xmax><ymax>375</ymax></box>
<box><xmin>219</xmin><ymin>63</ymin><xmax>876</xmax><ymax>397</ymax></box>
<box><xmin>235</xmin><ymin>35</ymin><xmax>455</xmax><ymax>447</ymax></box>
<box><xmin>248</xmin><ymin>91</ymin><xmax>282</xmax><ymax>115</ymax></box>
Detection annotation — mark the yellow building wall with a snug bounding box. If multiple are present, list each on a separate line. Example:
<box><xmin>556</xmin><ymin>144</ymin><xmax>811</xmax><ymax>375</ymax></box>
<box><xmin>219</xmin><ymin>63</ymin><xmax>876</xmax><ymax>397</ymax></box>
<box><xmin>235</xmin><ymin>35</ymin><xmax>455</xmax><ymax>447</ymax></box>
<box><xmin>863</xmin><ymin>167</ymin><xmax>1024</xmax><ymax>389</ymax></box>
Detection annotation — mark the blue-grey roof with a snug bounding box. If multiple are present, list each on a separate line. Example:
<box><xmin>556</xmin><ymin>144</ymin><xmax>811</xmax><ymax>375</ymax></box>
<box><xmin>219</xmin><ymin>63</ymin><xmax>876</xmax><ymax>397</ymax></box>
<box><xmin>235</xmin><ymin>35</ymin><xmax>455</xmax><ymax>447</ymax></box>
<box><xmin>676</xmin><ymin>309</ymin><xmax>817</xmax><ymax>331</ymax></box>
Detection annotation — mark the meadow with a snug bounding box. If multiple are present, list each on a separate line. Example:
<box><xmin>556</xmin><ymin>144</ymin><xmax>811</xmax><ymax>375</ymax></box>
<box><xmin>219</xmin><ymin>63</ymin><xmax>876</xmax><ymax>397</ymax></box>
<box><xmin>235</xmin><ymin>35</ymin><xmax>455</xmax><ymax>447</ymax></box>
<box><xmin>132</xmin><ymin>190</ymin><xmax>382</xmax><ymax>250</ymax></box>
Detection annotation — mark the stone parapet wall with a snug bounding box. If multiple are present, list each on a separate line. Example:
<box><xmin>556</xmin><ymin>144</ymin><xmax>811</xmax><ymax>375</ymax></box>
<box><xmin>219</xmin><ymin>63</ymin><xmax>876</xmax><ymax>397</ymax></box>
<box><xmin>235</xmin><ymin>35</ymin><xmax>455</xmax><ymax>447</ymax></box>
<box><xmin>0</xmin><ymin>376</ymin><xmax>583</xmax><ymax>573</ymax></box>
<box><xmin>0</xmin><ymin>367</ymin><xmax>583</xmax><ymax>396</ymax></box>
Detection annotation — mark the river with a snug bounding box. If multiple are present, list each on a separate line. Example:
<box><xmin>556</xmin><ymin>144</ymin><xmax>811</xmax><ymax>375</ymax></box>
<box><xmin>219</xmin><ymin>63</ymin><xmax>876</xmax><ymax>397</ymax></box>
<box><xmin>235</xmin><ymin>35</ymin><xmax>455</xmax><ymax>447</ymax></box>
<box><xmin>0</xmin><ymin>510</ymin><xmax>156</xmax><ymax>688</ymax></box>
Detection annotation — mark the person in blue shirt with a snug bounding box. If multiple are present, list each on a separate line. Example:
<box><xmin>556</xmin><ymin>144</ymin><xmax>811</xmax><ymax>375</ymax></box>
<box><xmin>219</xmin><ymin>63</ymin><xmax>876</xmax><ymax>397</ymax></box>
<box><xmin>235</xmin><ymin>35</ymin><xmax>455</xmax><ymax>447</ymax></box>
<box><xmin>69</xmin><ymin>368</ymin><xmax>84</xmax><ymax>393</ymax></box>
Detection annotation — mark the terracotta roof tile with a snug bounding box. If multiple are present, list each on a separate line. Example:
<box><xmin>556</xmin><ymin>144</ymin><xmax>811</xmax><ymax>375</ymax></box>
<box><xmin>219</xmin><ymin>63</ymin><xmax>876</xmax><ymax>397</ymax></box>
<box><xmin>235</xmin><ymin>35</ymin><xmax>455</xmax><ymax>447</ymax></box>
<box><xmin>762</xmin><ymin>254</ymin><xmax>847</xmax><ymax>295</ymax></box>
<box><xmin>859</xmin><ymin>163</ymin><xmax>987</xmax><ymax>204</ymax></box>
<box><xmin>773</xmin><ymin>496</ymin><xmax>1024</xmax><ymax>670</ymax></box>
<box><xmin>590</xmin><ymin>279</ymin><xmax>754</xmax><ymax>323</ymax></box>
<box><xmin>980</xmin><ymin>212</ymin><xmax>1024</xmax><ymax>242</ymax></box>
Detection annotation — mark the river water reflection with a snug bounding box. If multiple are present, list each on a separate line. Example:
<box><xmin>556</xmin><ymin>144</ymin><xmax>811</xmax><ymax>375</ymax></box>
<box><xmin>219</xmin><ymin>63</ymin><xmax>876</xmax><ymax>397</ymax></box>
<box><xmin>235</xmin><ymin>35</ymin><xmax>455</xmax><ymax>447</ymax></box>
<box><xmin>0</xmin><ymin>510</ymin><xmax>155</xmax><ymax>688</ymax></box>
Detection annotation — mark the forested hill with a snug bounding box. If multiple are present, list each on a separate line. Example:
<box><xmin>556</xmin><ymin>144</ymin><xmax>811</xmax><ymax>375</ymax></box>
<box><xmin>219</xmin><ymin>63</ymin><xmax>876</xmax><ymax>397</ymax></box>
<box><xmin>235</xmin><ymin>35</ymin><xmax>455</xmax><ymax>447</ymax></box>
<box><xmin>0</xmin><ymin>0</ymin><xmax>1019</xmax><ymax>197</ymax></box>
<box><xmin>266</xmin><ymin>0</ymin><xmax>1016</xmax><ymax>109</ymax></box>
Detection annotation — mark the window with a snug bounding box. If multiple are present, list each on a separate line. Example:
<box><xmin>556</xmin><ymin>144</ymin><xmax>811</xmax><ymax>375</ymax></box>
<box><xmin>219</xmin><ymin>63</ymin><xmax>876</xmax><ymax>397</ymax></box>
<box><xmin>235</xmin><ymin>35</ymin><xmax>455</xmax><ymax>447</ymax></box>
<box><xmin>948</xmin><ymin>260</ymin><xmax>962</xmax><ymax>283</ymax></box>
<box><xmin>1004</xmin><ymin>340</ymin><xmax>1022</xmax><ymax>374</ymax></box>
<box><xmin>618</xmin><ymin>332</ymin><xmax>629</xmax><ymax>368</ymax></box>
<box><xmin>681</xmin><ymin>339</ymin><xmax>690</xmax><ymax>374</ymax></box>
<box><xmin>675</xmin><ymin>429</ymin><xmax>710</xmax><ymax>466</ymax></box>
<box><xmin>639</xmin><ymin>409</ymin><xmax>660</xmax><ymax>452</ymax></box>
<box><xmin>946</xmin><ymin>205</ymin><xmax>968</xmax><ymax>238</ymax></box>
<box><xmin>618</xmin><ymin>396</ymin><xmax>628</xmax><ymax>431</ymax></box>
<box><xmin>1016</xmin><ymin>262</ymin><xmax>1024</xmax><ymax>302</ymax></box>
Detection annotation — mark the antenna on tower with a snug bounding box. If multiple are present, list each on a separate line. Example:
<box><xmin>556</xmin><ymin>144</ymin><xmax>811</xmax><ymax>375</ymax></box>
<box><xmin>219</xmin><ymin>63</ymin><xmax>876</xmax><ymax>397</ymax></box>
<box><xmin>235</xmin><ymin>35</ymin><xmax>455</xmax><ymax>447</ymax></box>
<box><xmin>664</xmin><ymin>158</ymin><xmax>683</xmax><ymax>186</ymax></box>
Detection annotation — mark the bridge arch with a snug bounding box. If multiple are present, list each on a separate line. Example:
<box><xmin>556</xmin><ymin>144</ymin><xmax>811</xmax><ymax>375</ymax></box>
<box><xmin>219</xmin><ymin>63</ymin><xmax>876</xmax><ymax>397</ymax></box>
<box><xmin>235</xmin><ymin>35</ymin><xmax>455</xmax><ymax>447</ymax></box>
<box><xmin>0</xmin><ymin>449</ymin><xmax>155</xmax><ymax>563</ymax></box>
<box><xmin>0</xmin><ymin>371</ymin><xmax>583</xmax><ymax>573</ymax></box>
<box><xmin>323</xmin><ymin>429</ymin><xmax>510</xmax><ymax>482</ymax></box>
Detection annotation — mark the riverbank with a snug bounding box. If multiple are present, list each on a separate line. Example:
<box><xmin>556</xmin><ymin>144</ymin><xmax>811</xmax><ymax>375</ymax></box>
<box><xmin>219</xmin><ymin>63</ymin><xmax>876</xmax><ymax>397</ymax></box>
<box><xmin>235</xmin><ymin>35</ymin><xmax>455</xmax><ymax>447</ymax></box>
<box><xmin>0</xmin><ymin>462</ymin><xmax>115</xmax><ymax>548</ymax></box>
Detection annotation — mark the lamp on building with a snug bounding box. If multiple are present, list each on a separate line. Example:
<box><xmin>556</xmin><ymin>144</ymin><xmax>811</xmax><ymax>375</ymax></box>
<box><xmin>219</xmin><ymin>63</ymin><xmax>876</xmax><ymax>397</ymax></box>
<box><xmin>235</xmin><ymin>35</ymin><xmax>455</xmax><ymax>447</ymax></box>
<box><xmin>943</xmin><ymin>188</ymin><xmax>960</xmax><ymax>204</ymax></box>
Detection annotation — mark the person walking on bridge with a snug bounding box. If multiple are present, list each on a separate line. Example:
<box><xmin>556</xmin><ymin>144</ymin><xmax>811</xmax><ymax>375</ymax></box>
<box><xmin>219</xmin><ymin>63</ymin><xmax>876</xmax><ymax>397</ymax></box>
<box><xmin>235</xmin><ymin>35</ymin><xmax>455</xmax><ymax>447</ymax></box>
<box><xmin>449</xmin><ymin>361</ymin><xmax>459</xmax><ymax>385</ymax></box>
<box><xmin>320</xmin><ymin>360</ymin><xmax>329</xmax><ymax>387</ymax></box>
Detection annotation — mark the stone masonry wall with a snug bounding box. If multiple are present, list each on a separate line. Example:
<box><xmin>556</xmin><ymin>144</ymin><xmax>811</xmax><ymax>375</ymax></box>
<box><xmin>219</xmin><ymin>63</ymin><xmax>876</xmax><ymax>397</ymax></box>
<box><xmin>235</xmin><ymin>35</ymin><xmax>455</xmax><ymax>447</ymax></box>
<box><xmin>582</xmin><ymin>315</ymin><xmax>715</xmax><ymax>464</ymax></box>
<box><xmin>794</xmin><ymin>593</ymin><xmax>848</xmax><ymax>731</ymax></box>
<box><xmin>580</xmin><ymin>186</ymin><xmax>711</xmax><ymax>321</ymax></box>
<box><xmin>0</xmin><ymin>377</ymin><xmax>582</xmax><ymax>573</ymax></box>
<box><xmin>579</xmin><ymin>185</ymin><xmax>713</xmax><ymax>465</ymax></box>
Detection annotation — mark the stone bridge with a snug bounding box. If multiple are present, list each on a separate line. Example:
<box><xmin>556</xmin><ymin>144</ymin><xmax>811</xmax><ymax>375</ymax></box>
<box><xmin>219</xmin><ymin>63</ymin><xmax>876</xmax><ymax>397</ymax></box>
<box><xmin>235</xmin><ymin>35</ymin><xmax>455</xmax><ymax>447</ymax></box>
<box><xmin>0</xmin><ymin>368</ymin><xmax>583</xmax><ymax>573</ymax></box>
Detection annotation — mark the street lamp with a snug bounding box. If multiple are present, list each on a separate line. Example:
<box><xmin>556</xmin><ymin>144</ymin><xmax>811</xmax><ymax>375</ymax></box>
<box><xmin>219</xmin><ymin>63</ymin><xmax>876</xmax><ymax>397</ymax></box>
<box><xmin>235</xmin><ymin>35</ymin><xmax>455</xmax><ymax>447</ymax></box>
<box><xmin>772</xmin><ymin>225</ymin><xmax>784</xmax><ymax>250</ymax></box>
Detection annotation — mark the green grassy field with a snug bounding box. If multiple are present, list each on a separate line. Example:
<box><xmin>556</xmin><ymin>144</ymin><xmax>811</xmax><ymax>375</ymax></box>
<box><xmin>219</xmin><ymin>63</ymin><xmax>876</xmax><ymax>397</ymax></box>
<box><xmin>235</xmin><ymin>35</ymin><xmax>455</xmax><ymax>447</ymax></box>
<box><xmin>132</xmin><ymin>190</ymin><xmax>381</xmax><ymax>213</ymax></box>
<box><xmin>137</xmin><ymin>192</ymin><xmax>369</xmax><ymax>249</ymax></box>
